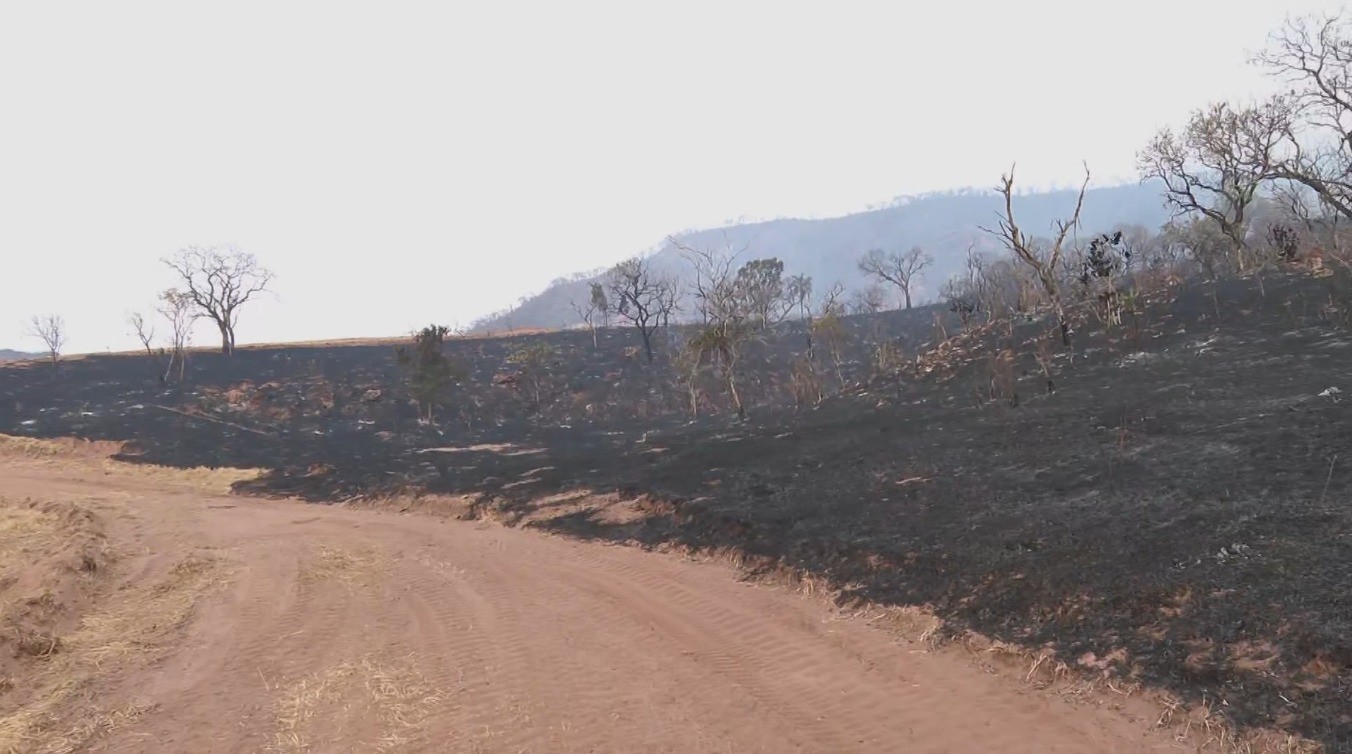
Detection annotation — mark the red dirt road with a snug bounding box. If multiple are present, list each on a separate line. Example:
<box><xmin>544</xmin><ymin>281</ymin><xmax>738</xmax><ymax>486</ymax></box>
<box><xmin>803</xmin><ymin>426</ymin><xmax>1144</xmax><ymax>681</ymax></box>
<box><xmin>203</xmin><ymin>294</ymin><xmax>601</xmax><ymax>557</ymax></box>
<box><xmin>2</xmin><ymin>459</ymin><xmax>1194</xmax><ymax>753</ymax></box>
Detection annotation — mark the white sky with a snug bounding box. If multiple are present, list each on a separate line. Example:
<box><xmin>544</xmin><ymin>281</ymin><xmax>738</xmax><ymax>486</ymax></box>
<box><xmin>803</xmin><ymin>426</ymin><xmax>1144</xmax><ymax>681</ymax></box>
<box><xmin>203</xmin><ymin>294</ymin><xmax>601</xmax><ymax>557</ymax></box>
<box><xmin>0</xmin><ymin>0</ymin><xmax>1341</xmax><ymax>353</ymax></box>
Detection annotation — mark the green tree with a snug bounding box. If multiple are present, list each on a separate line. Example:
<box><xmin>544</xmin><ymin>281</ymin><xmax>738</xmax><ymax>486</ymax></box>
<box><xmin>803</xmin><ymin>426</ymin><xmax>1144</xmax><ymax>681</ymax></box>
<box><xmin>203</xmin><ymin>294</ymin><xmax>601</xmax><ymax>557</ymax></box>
<box><xmin>734</xmin><ymin>257</ymin><xmax>789</xmax><ymax>328</ymax></box>
<box><xmin>395</xmin><ymin>324</ymin><xmax>464</xmax><ymax>424</ymax></box>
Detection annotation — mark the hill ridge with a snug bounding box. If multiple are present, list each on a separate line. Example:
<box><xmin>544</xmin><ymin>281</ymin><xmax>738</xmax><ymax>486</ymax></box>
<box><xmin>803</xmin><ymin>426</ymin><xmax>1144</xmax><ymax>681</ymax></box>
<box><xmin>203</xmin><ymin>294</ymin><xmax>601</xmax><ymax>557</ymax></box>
<box><xmin>472</xmin><ymin>181</ymin><xmax>1169</xmax><ymax>333</ymax></box>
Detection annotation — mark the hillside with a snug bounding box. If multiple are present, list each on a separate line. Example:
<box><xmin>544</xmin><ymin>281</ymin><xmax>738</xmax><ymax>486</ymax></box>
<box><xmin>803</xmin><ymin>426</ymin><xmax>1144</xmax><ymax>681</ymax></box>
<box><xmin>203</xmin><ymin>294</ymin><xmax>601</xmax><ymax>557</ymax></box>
<box><xmin>0</xmin><ymin>350</ymin><xmax>37</xmax><ymax>362</ymax></box>
<box><xmin>3</xmin><ymin>266</ymin><xmax>1351</xmax><ymax>749</ymax></box>
<box><xmin>473</xmin><ymin>182</ymin><xmax>1171</xmax><ymax>332</ymax></box>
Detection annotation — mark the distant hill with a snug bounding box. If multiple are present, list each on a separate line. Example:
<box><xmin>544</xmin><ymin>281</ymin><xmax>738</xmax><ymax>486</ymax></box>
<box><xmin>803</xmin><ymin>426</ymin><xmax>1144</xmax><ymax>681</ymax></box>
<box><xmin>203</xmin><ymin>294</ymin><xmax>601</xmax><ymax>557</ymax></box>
<box><xmin>471</xmin><ymin>181</ymin><xmax>1172</xmax><ymax>332</ymax></box>
<box><xmin>0</xmin><ymin>350</ymin><xmax>37</xmax><ymax>362</ymax></box>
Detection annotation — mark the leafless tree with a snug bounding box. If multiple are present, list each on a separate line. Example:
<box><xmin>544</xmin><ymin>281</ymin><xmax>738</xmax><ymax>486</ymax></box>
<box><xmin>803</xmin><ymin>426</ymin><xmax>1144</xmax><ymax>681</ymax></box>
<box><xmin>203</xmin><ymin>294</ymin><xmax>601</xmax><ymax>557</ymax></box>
<box><xmin>27</xmin><ymin>314</ymin><xmax>65</xmax><ymax>372</ymax></box>
<box><xmin>128</xmin><ymin>289</ymin><xmax>197</xmax><ymax>384</ymax></box>
<box><xmin>163</xmin><ymin>245</ymin><xmax>274</xmax><ymax>355</ymax></box>
<box><xmin>817</xmin><ymin>282</ymin><xmax>847</xmax><ymax>318</ymax></box>
<box><xmin>857</xmin><ymin>246</ymin><xmax>933</xmax><ymax>309</ymax></box>
<box><xmin>1255</xmin><ymin>12</ymin><xmax>1352</xmax><ymax>221</ymax></box>
<box><xmin>980</xmin><ymin>162</ymin><xmax>1090</xmax><ymax>347</ymax></box>
<box><xmin>1137</xmin><ymin>100</ymin><xmax>1289</xmax><ymax>269</ymax></box>
<box><xmin>606</xmin><ymin>256</ymin><xmax>674</xmax><ymax>363</ymax></box>
<box><xmin>159</xmin><ymin>289</ymin><xmax>196</xmax><ymax>381</ymax></box>
<box><xmin>1273</xmin><ymin>179</ymin><xmax>1352</xmax><ymax>262</ymax></box>
<box><xmin>674</xmin><ymin>242</ymin><xmax>769</xmax><ymax>418</ymax></box>
<box><xmin>129</xmin><ymin>312</ymin><xmax>167</xmax><ymax>383</ymax></box>
<box><xmin>657</xmin><ymin>276</ymin><xmax>681</xmax><ymax>331</ymax></box>
<box><xmin>679</xmin><ymin>242</ymin><xmax>738</xmax><ymax>324</ymax></box>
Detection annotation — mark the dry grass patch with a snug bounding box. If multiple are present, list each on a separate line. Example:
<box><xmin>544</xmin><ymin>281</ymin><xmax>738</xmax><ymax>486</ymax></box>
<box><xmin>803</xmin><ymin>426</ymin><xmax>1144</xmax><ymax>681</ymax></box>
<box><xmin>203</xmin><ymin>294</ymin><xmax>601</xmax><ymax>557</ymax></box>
<box><xmin>0</xmin><ymin>498</ymin><xmax>104</xmax><ymax>574</ymax></box>
<box><xmin>75</xmin><ymin>553</ymin><xmax>223</xmax><ymax>664</ymax></box>
<box><xmin>267</xmin><ymin>655</ymin><xmax>446</xmax><ymax>753</ymax></box>
<box><xmin>0</xmin><ymin>551</ymin><xmax>226</xmax><ymax>754</ymax></box>
<box><xmin>0</xmin><ymin>504</ymin><xmax>62</xmax><ymax>562</ymax></box>
<box><xmin>300</xmin><ymin>545</ymin><xmax>385</xmax><ymax>587</ymax></box>
<box><xmin>108</xmin><ymin>463</ymin><xmax>263</xmax><ymax>493</ymax></box>
<box><xmin>0</xmin><ymin>436</ymin><xmax>70</xmax><ymax>459</ymax></box>
<box><xmin>0</xmin><ymin>497</ymin><xmax>107</xmax><ymax>669</ymax></box>
<box><xmin>0</xmin><ymin>433</ymin><xmax>262</xmax><ymax>493</ymax></box>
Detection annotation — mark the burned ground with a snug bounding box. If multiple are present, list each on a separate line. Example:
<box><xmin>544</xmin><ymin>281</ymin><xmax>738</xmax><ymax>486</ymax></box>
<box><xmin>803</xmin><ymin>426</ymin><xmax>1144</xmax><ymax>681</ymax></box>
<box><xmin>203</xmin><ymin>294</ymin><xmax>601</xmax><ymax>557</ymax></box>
<box><xmin>3</xmin><ymin>272</ymin><xmax>1352</xmax><ymax>749</ymax></box>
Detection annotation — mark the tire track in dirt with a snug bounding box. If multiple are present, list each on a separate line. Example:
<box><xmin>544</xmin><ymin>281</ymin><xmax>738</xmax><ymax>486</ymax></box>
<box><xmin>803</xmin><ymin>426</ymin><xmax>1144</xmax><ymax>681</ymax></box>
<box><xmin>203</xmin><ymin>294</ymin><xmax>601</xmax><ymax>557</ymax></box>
<box><xmin>539</xmin><ymin>547</ymin><xmax>1054</xmax><ymax>752</ymax></box>
<box><xmin>395</xmin><ymin>545</ymin><xmax>531</xmax><ymax>751</ymax></box>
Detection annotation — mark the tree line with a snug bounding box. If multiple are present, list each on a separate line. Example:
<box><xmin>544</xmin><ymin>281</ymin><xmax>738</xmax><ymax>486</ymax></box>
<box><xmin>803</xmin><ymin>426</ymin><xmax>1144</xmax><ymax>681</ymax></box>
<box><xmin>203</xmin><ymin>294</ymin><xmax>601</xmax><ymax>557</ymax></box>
<box><xmin>30</xmin><ymin>12</ymin><xmax>1352</xmax><ymax>422</ymax></box>
<box><xmin>26</xmin><ymin>245</ymin><xmax>275</xmax><ymax>380</ymax></box>
<box><xmin>403</xmin><ymin>11</ymin><xmax>1352</xmax><ymax>423</ymax></box>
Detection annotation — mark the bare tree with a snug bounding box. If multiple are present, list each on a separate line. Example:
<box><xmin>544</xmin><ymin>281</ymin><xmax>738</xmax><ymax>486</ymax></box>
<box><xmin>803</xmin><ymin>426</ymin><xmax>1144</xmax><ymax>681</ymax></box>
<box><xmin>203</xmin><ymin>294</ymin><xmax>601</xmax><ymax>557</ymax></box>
<box><xmin>680</xmin><ymin>243</ymin><xmax>738</xmax><ymax>323</ymax></box>
<box><xmin>159</xmin><ymin>289</ymin><xmax>196</xmax><ymax>381</ymax></box>
<box><xmin>1273</xmin><ymin>179</ymin><xmax>1352</xmax><ymax>261</ymax></box>
<box><xmin>676</xmin><ymin>243</ymin><xmax>768</xmax><ymax>418</ymax></box>
<box><xmin>980</xmin><ymin>162</ymin><xmax>1090</xmax><ymax>347</ymax></box>
<box><xmin>857</xmin><ymin>246</ymin><xmax>933</xmax><ymax>309</ymax></box>
<box><xmin>128</xmin><ymin>312</ymin><xmax>169</xmax><ymax>384</ymax></box>
<box><xmin>817</xmin><ymin>282</ymin><xmax>846</xmax><ymax>317</ymax></box>
<box><xmin>606</xmin><ymin>256</ymin><xmax>673</xmax><ymax>363</ymax></box>
<box><xmin>1255</xmin><ymin>12</ymin><xmax>1352</xmax><ymax>221</ymax></box>
<box><xmin>129</xmin><ymin>289</ymin><xmax>198</xmax><ymax>385</ymax></box>
<box><xmin>657</xmin><ymin>276</ymin><xmax>681</xmax><ymax>331</ymax></box>
<box><xmin>27</xmin><ymin>314</ymin><xmax>65</xmax><ymax>372</ymax></box>
<box><xmin>571</xmin><ymin>282</ymin><xmax>609</xmax><ymax>349</ymax></box>
<box><xmin>163</xmin><ymin>245</ymin><xmax>274</xmax><ymax>355</ymax></box>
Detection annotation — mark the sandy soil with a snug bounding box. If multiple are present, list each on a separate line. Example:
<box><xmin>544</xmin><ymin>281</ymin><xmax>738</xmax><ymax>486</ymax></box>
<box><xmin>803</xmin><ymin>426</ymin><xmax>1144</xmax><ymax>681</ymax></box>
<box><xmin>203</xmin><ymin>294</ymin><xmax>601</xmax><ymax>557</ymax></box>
<box><xmin>1</xmin><ymin>455</ymin><xmax>1196</xmax><ymax>753</ymax></box>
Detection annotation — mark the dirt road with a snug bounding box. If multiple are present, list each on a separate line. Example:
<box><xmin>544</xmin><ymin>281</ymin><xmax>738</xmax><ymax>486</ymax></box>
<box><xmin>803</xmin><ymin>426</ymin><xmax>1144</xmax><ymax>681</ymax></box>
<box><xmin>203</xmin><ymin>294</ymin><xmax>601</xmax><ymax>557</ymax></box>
<box><xmin>1</xmin><ymin>454</ymin><xmax>1192</xmax><ymax>753</ymax></box>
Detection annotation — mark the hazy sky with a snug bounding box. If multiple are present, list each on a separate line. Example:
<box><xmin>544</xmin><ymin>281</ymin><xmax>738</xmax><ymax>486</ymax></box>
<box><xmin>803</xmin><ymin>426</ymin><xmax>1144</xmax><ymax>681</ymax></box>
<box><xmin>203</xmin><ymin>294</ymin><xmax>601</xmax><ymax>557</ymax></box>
<box><xmin>1</xmin><ymin>1</ymin><xmax>1340</xmax><ymax>353</ymax></box>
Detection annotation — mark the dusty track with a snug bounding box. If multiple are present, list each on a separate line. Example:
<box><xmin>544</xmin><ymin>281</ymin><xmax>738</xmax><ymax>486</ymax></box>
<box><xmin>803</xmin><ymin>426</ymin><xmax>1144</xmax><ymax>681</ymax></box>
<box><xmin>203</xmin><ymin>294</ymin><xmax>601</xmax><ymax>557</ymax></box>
<box><xmin>2</xmin><ymin>459</ymin><xmax>1194</xmax><ymax>753</ymax></box>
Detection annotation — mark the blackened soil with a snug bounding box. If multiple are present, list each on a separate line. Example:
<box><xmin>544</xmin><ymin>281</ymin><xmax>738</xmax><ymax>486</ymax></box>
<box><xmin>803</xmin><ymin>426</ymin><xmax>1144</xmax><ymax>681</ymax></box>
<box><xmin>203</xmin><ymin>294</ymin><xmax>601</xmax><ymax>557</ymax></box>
<box><xmin>4</xmin><ymin>272</ymin><xmax>1352</xmax><ymax>748</ymax></box>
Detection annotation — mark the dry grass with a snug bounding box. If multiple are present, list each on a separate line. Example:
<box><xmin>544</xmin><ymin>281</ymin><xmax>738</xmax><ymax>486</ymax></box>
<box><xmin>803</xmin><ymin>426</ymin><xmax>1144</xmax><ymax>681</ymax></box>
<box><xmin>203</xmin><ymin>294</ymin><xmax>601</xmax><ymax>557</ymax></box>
<box><xmin>299</xmin><ymin>545</ymin><xmax>385</xmax><ymax>586</ymax></box>
<box><xmin>0</xmin><ymin>552</ymin><xmax>225</xmax><ymax>754</ymax></box>
<box><xmin>0</xmin><ymin>504</ymin><xmax>60</xmax><ymax>556</ymax></box>
<box><xmin>0</xmin><ymin>433</ymin><xmax>262</xmax><ymax>493</ymax></box>
<box><xmin>0</xmin><ymin>497</ymin><xmax>107</xmax><ymax>661</ymax></box>
<box><xmin>76</xmin><ymin>553</ymin><xmax>222</xmax><ymax>664</ymax></box>
<box><xmin>1153</xmin><ymin>697</ymin><xmax>1324</xmax><ymax>754</ymax></box>
<box><xmin>0</xmin><ymin>498</ymin><xmax>102</xmax><ymax>569</ymax></box>
<box><xmin>267</xmin><ymin>655</ymin><xmax>445</xmax><ymax>753</ymax></box>
<box><xmin>0</xmin><ymin>436</ymin><xmax>76</xmax><ymax>459</ymax></box>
